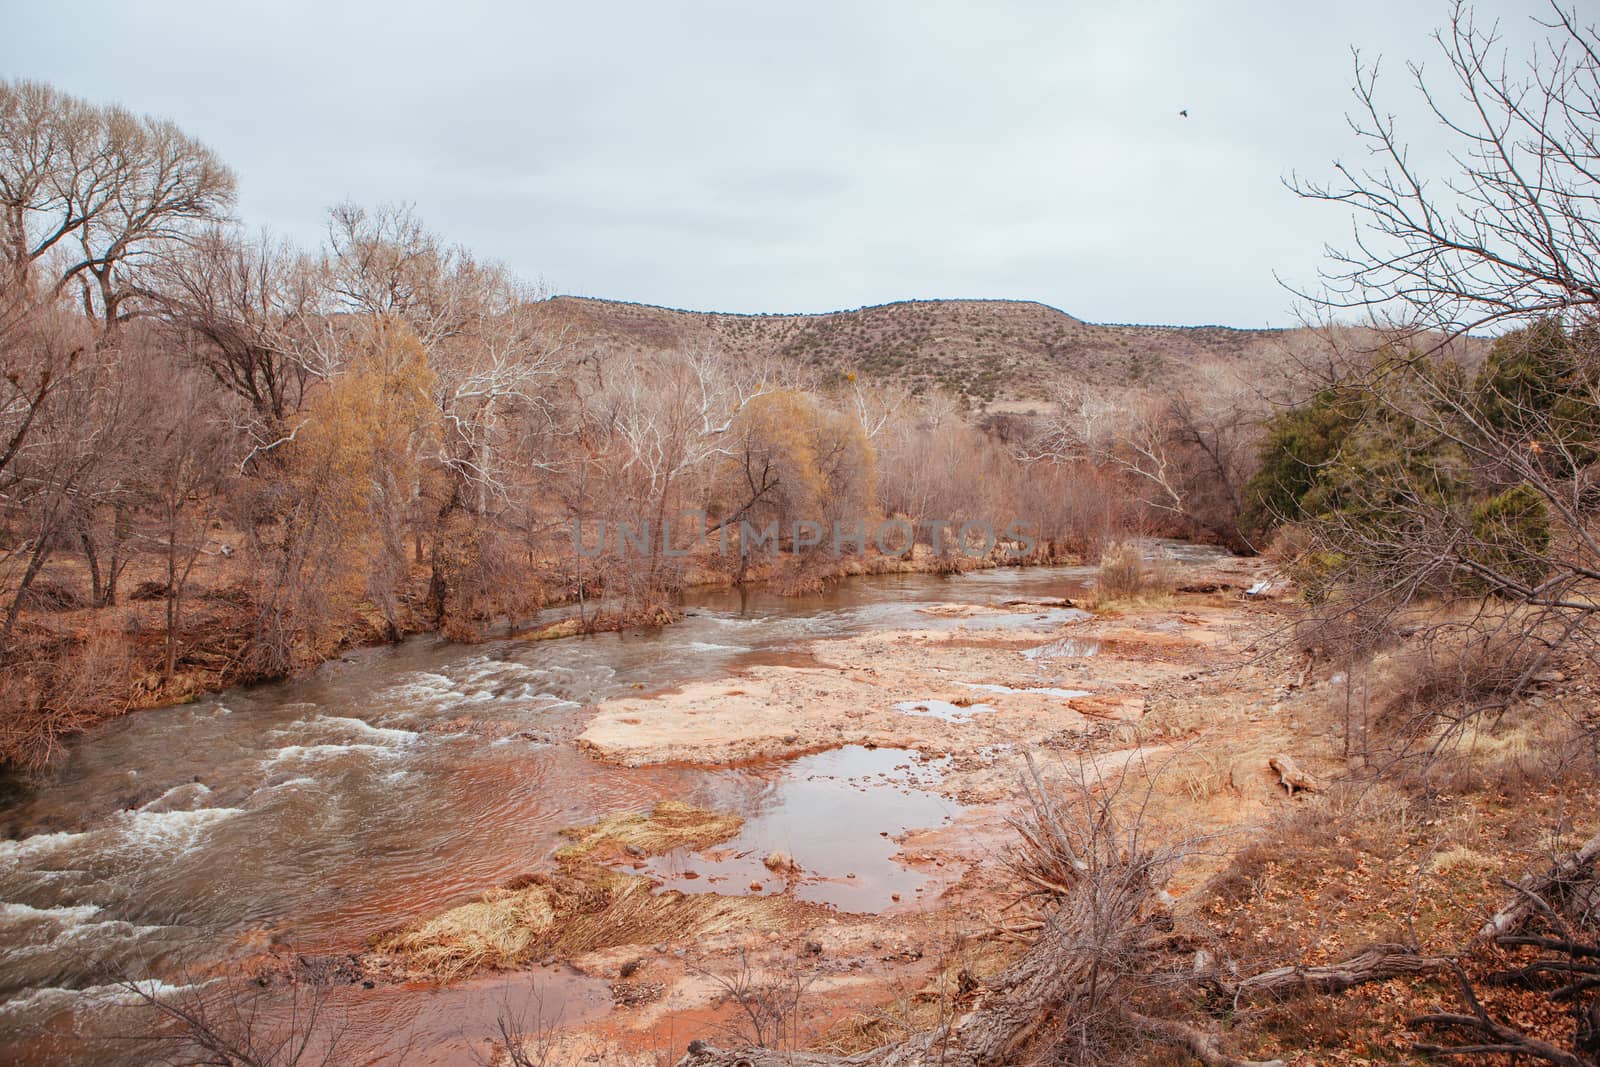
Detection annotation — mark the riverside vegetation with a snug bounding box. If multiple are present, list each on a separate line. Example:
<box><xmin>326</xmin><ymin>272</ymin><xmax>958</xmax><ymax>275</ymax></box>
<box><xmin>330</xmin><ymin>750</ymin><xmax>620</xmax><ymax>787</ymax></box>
<box><xmin>6</xmin><ymin>2</ymin><xmax>1600</xmax><ymax>1066</ymax></box>
<box><xmin>0</xmin><ymin>83</ymin><xmax>1323</xmax><ymax>767</ymax></box>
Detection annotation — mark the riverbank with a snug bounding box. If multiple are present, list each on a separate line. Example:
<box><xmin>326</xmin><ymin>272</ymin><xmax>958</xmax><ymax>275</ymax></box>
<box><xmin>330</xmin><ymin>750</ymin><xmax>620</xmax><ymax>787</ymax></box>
<box><xmin>347</xmin><ymin>548</ymin><xmax>1327</xmax><ymax>1063</ymax></box>
<box><xmin>1</xmin><ymin>537</ymin><xmax>1089</xmax><ymax>770</ymax></box>
<box><xmin>0</xmin><ymin>552</ymin><xmax>1169</xmax><ymax>1065</ymax></box>
<box><xmin>11</xmin><ymin>542</ymin><xmax>1590</xmax><ymax>1064</ymax></box>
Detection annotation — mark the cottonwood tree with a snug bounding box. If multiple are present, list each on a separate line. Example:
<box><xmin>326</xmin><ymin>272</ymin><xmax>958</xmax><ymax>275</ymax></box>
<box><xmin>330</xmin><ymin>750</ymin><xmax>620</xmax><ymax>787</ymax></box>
<box><xmin>431</xmin><ymin>270</ymin><xmax>568</xmax><ymax>517</ymax></box>
<box><xmin>1020</xmin><ymin>378</ymin><xmax>1259</xmax><ymax>549</ymax></box>
<box><xmin>324</xmin><ymin>201</ymin><xmax>478</xmax><ymax>350</ymax></box>
<box><xmin>238</xmin><ymin>320</ymin><xmax>440</xmax><ymax>670</ymax></box>
<box><xmin>131</xmin><ymin>358</ymin><xmax>242</xmax><ymax>679</ymax></box>
<box><xmin>0</xmin><ymin>313</ymin><xmax>168</xmax><ymax>645</ymax></box>
<box><xmin>574</xmin><ymin>346</ymin><xmax>769</xmax><ymax>611</ymax></box>
<box><xmin>146</xmin><ymin>226</ymin><xmax>326</xmax><ymax>426</ymax></box>
<box><xmin>712</xmin><ymin>389</ymin><xmax>875</xmax><ymax>582</ymax></box>
<box><xmin>0</xmin><ymin>79</ymin><xmax>235</xmax><ymax>326</ymax></box>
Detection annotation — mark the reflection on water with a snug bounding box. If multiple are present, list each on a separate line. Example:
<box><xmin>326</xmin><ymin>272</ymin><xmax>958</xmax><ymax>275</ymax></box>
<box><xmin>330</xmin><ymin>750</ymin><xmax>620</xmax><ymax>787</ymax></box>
<box><xmin>637</xmin><ymin>746</ymin><xmax>957</xmax><ymax>911</ymax></box>
<box><xmin>0</xmin><ymin>544</ymin><xmax>1225</xmax><ymax>1063</ymax></box>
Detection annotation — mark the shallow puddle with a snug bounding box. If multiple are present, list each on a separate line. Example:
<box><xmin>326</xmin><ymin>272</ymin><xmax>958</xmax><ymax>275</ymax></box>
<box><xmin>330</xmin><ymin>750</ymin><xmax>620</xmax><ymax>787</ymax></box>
<box><xmin>959</xmin><ymin>682</ymin><xmax>1093</xmax><ymax>699</ymax></box>
<box><xmin>893</xmin><ymin>698</ymin><xmax>997</xmax><ymax>723</ymax></box>
<box><xmin>318</xmin><ymin>968</ymin><xmax>611</xmax><ymax>1066</ymax></box>
<box><xmin>635</xmin><ymin>746</ymin><xmax>958</xmax><ymax>913</ymax></box>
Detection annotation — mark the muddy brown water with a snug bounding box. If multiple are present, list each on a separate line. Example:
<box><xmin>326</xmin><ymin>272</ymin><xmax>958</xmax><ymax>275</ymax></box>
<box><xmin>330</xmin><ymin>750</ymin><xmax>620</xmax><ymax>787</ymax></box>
<box><xmin>0</xmin><ymin>544</ymin><xmax>1226</xmax><ymax>1064</ymax></box>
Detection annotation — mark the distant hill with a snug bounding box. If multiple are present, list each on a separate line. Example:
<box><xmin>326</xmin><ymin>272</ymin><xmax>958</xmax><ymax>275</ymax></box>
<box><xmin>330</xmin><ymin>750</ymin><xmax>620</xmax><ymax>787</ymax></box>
<box><xmin>542</xmin><ymin>295</ymin><xmax>1426</xmax><ymax>404</ymax></box>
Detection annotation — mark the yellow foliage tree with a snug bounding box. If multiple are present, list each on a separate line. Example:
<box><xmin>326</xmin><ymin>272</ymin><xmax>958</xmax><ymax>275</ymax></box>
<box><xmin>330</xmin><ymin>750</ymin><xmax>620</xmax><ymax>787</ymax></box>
<box><xmin>716</xmin><ymin>389</ymin><xmax>875</xmax><ymax>561</ymax></box>
<box><xmin>248</xmin><ymin>320</ymin><xmax>440</xmax><ymax>669</ymax></box>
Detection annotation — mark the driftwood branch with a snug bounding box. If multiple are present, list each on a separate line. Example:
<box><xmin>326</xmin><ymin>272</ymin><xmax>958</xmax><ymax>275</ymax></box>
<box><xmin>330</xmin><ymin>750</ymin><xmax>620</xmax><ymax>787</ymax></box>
<box><xmin>675</xmin><ymin>1042</ymin><xmax>872</xmax><ymax>1067</ymax></box>
<box><xmin>1232</xmin><ymin>942</ymin><xmax>1453</xmax><ymax>1000</ymax></box>
<box><xmin>1412</xmin><ymin>1012</ymin><xmax>1592</xmax><ymax>1067</ymax></box>
<box><xmin>1479</xmin><ymin>830</ymin><xmax>1600</xmax><ymax>941</ymax></box>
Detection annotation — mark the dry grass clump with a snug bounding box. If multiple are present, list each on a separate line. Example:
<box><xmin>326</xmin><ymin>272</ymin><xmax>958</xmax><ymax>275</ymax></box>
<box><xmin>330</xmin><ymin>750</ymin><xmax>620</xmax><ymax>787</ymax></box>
<box><xmin>1375</xmin><ymin>637</ymin><xmax>1541</xmax><ymax>730</ymax></box>
<box><xmin>374</xmin><ymin>870</ymin><xmax>801</xmax><ymax>980</ymax></box>
<box><xmin>553</xmin><ymin>800</ymin><xmax>742</xmax><ymax>863</ymax></box>
<box><xmin>0</xmin><ymin>625</ymin><xmax>136</xmax><ymax>768</ymax></box>
<box><xmin>373</xmin><ymin>800</ymin><xmax>790</xmax><ymax>979</ymax></box>
<box><xmin>1090</xmin><ymin>542</ymin><xmax>1176</xmax><ymax>610</ymax></box>
<box><xmin>374</xmin><ymin>873</ymin><xmax>582</xmax><ymax>976</ymax></box>
<box><xmin>821</xmin><ymin>934</ymin><xmax>1020</xmax><ymax>1056</ymax></box>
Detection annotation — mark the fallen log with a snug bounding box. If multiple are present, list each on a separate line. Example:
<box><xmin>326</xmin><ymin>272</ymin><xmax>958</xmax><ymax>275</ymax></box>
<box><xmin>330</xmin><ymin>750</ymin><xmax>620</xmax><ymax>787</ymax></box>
<box><xmin>1232</xmin><ymin>942</ymin><xmax>1452</xmax><ymax>1000</ymax></box>
<box><xmin>1412</xmin><ymin>1012</ymin><xmax>1593</xmax><ymax>1067</ymax></box>
<box><xmin>675</xmin><ymin>1044</ymin><xmax>871</xmax><ymax>1067</ymax></box>
<box><xmin>1479</xmin><ymin>830</ymin><xmax>1600</xmax><ymax>941</ymax></box>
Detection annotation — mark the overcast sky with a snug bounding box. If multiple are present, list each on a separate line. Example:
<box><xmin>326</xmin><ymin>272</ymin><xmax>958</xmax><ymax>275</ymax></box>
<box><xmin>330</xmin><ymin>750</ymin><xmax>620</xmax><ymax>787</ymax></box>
<box><xmin>0</xmin><ymin>0</ymin><xmax>1550</xmax><ymax>327</ymax></box>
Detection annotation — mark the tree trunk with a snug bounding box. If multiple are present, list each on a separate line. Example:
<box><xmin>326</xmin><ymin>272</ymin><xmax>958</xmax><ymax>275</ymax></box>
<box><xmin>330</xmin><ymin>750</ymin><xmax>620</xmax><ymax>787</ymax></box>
<box><xmin>1</xmin><ymin>537</ymin><xmax>52</xmax><ymax>651</ymax></box>
<box><xmin>107</xmin><ymin>504</ymin><xmax>132</xmax><ymax>606</ymax></box>
<box><xmin>1232</xmin><ymin>943</ymin><xmax>1451</xmax><ymax>1000</ymax></box>
<box><xmin>79</xmin><ymin>522</ymin><xmax>103</xmax><ymax>607</ymax></box>
<box><xmin>1480</xmin><ymin>830</ymin><xmax>1600</xmax><ymax>941</ymax></box>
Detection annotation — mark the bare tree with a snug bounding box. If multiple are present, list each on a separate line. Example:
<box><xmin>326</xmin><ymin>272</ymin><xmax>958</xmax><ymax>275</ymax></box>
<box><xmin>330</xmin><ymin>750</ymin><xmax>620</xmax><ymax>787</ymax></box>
<box><xmin>142</xmin><ymin>368</ymin><xmax>240</xmax><ymax>679</ymax></box>
<box><xmin>146</xmin><ymin>227</ymin><xmax>325</xmax><ymax>425</ymax></box>
<box><xmin>1291</xmin><ymin>1</ymin><xmax>1600</xmax><ymax>342</ymax></box>
<box><xmin>1279</xmin><ymin>2</ymin><xmax>1600</xmax><ymax>714</ymax></box>
<box><xmin>0</xmin><ymin>79</ymin><xmax>236</xmax><ymax>327</ymax></box>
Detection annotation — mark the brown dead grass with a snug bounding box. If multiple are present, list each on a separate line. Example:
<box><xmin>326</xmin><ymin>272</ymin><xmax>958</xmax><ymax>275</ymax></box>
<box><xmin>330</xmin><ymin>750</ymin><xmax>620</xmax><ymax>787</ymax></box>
<box><xmin>1193</xmin><ymin>712</ymin><xmax>1600</xmax><ymax>1066</ymax></box>
<box><xmin>371</xmin><ymin>800</ymin><xmax>784</xmax><ymax>980</ymax></box>
<box><xmin>372</xmin><ymin>869</ymin><xmax>802</xmax><ymax>980</ymax></box>
<box><xmin>553</xmin><ymin>800</ymin><xmax>742</xmax><ymax>863</ymax></box>
<box><xmin>1090</xmin><ymin>543</ymin><xmax>1176</xmax><ymax>611</ymax></box>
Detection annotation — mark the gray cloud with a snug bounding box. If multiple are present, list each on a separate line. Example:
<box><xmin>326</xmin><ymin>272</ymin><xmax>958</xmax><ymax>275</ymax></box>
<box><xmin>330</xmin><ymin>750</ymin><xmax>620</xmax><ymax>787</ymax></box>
<box><xmin>0</xmin><ymin>0</ymin><xmax>1548</xmax><ymax>325</ymax></box>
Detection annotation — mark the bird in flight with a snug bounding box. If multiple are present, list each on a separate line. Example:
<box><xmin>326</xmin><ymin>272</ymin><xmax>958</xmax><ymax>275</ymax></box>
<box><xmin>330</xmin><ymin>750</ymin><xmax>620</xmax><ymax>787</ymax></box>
<box><xmin>1179</xmin><ymin>109</ymin><xmax>1189</xmax><ymax>118</ymax></box>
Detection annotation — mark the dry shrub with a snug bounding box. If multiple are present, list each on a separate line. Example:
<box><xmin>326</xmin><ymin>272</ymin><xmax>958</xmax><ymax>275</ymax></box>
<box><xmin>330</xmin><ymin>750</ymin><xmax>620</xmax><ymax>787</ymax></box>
<box><xmin>1418</xmin><ymin>709</ymin><xmax>1590</xmax><ymax>798</ymax></box>
<box><xmin>1375</xmin><ymin>636</ymin><xmax>1540</xmax><ymax>731</ymax></box>
<box><xmin>17</xmin><ymin>576</ymin><xmax>87</xmax><ymax>612</ymax></box>
<box><xmin>1291</xmin><ymin>605</ymin><xmax>1400</xmax><ymax>662</ymax></box>
<box><xmin>0</xmin><ymin>626</ymin><xmax>134</xmax><ymax>767</ymax></box>
<box><xmin>1090</xmin><ymin>542</ymin><xmax>1176</xmax><ymax>609</ymax></box>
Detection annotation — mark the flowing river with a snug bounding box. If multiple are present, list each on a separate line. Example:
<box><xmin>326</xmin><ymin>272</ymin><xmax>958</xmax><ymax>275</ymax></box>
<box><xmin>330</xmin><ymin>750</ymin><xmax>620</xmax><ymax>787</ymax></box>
<box><xmin>0</xmin><ymin>546</ymin><xmax>1226</xmax><ymax>1064</ymax></box>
